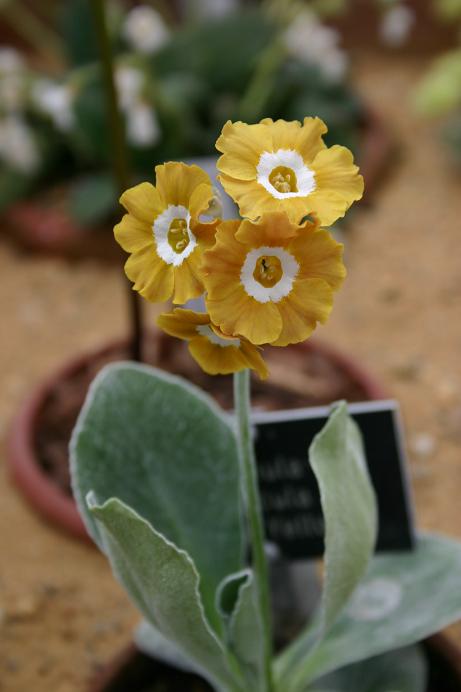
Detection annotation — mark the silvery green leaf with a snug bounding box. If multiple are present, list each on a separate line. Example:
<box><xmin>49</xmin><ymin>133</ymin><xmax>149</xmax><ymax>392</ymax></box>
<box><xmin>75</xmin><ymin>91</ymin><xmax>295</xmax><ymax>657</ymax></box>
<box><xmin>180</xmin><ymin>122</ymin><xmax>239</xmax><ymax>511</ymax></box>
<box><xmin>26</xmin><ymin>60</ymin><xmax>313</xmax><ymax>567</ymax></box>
<box><xmin>310</xmin><ymin>645</ymin><xmax>426</xmax><ymax>692</ymax></box>
<box><xmin>309</xmin><ymin>402</ymin><xmax>378</xmax><ymax>637</ymax></box>
<box><xmin>217</xmin><ymin>570</ymin><xmax>250</xmax><ymax>620</ymax></box>
<box><xmin>70</xmin><ymin>362</ymin><xmax>244</xmax><ymax>632</ymax></box>
<box><xmin>276</xmin><ymin>534</ymin><xmax>461</xmax><ymax>690</ymax></box>
<box><xmin>88</xmin><ymin>495</ymin><xmax>243</xmax><ymax>692</ymax></box>
<box><xmin>274</xmin><ymin>403</ymin><xmax>378</xmax><ymax>691</ymax></box>
<box><xmin>217</xmin><ymin>570</ymin><xmax>265</xmax><ymax>691</ymax></box>
<box><xmin>135</xmin><ymin>619</ymin><xmax>207</xmax><ymax>677</ymax></box>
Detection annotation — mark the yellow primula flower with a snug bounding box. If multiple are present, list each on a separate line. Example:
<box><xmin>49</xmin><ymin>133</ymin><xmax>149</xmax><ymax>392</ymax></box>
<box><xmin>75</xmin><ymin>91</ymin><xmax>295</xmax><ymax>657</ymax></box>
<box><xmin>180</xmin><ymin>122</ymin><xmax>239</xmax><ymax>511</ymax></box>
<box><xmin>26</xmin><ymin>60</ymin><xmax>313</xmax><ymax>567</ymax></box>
<box><xmin>114</xmin><ymin>162</ymin><xmax>219</xmax><ymax>304</ymax></box>
<box><xmin>202</xmin><ymin>213</ymin><xmax>346</xmax><ymax>347</ymax></box>
<box><xmin>157</xmin><ymin>308</ymin><xmax>268</xmax><ymax>379</ymax></box>
<box><xmin>216</xmin><ymin>117</ymin><xmax>364</xmax><ymax>227</ymax></box>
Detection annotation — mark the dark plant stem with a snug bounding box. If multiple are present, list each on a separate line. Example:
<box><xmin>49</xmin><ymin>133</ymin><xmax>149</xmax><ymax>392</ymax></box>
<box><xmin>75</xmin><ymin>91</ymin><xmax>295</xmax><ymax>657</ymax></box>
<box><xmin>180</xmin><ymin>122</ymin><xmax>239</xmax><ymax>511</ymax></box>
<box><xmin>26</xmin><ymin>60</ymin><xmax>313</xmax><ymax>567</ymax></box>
<box><xmin>90</xmin><ymin>0</ymin><xmax>142</xmax><ymax>362</ymax></box>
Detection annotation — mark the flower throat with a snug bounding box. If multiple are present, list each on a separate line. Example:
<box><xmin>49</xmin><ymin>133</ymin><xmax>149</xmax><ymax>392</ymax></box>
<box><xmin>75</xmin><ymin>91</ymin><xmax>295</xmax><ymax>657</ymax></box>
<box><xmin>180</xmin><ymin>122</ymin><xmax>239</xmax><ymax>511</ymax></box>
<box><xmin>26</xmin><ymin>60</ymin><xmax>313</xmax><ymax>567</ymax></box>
<box><xmin>253</xmin><ymin>255</ymin><xmax>283</xmax><ymax>288</ymax></box>
<box><xmin>168</xmin><ymin>218</ymin><xmax>190</xmax><ymax>253</ymax></box>
<box><xmin>269</xmin><ymin>166</ymin><xmax>298</xmax><ymax>193</ymax></box>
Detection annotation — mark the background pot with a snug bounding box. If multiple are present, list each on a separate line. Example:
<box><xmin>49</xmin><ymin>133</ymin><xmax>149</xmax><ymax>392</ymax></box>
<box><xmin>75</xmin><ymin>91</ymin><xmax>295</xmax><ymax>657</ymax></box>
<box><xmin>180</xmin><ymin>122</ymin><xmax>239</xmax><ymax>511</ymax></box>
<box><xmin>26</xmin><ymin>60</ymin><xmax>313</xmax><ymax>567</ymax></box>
<box><xmin>7</xmin><ymin>332</ymin><xmax>386</xmax><ymax>543</ymax></box>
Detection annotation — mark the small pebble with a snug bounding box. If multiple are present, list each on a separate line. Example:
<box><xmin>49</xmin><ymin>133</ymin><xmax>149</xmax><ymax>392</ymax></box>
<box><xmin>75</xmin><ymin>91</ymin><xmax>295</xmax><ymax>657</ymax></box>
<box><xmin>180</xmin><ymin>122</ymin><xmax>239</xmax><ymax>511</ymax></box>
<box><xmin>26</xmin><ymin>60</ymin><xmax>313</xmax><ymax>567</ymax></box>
<box><xmin>435</xmin><ymin>379</ymin><xmax>459</xmax><ymax>406</ymax></box>
<box><xmin>379</xmin><ymin>285</ymin><xmax>402</xmax><ymax>303</ymax></box>
<box><xmin>6</xmin><ymin>594</ymin><xmax>40</xmax><ymax>622</ymax></box>
<box><xmin>410</xmin><ymin>433</ymin><xmax>436</xmax><ymax>458</ymax></box>
<box><xmin>390</xmin><ymin>357</ymin><xmax>423</xmax><ymax>382</ymax></box>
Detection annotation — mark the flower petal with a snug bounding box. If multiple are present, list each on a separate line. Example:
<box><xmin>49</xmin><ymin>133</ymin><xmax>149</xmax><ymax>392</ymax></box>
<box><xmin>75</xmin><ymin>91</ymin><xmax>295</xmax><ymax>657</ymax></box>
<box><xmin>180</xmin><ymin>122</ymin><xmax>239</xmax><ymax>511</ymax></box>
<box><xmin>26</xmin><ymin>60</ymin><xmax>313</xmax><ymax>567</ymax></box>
<box><xmin>289</xmin><ymin>226</ymin><xmax>346</xmax><ymax>290</ymax></box>
<box><xmin>169</xmin><ymin>246</ymin><xmax>205</xmax><ymax>305</ymax></box>
<box><xmin>240</xmin><ymin>341</ymin><xmax>269</xmax><ymax>380</ymax></box>
<box><xmin>191</xmin><ymin>219</ymin><xmax>220</xmax><ymax>247</ymax></box>
<box><xmin>272</xmin><ymin>278</ymin><xmax>334</xmax><ymax>347</ymax></box>
<box><xmin>188</xmin><ymin>335</ymin><xmax>268</xmax><ymax>379</ymax></box>
<box><xmin>157</xmin><ymin>306</ymin><xmax>268</xmax><ymax>379</ymax></box>
<box><xmin>207</xmin><ymin>284</ymin><xmax>283</xmax><ymax>345</ymax></box>
<box><xmin>125</xmin><ymin>247</ymin><xmax>174</xmax><ymax>302</ymax></box>
<box><xmin>309</xmin><ymin>144</ymin><xmax>364</xmax><ymax>226</ymax></box>
<box><xmin>216</xmin><ymin>120</ymin><xmax>272</xmax><ymax>180</ymax></box>
<box><xmin>218</xmin><ymin>173</ymin><xmax>275</xmax><ymax>221</ymax></box>
<box><xmin>202</xmin><ymin>220</ymin><xmax>245</xmax><ymax>295</ymax></box>
<box><xmin>119</xmin><ymin>182</ymin><xmax>163</xmax><ymax>224</ymax></box>
<box><xmin>155</xmin><ymin>162</ymin><xmax>212</xmax><ymax>209</ymax></box>
<box><xmin>235</xmin><ymin>213</ymin><xmax>299</xmax><ymax>246</ymax></box>
<box><xmin>157</xmin><ymin>308</ymin><xmax>209</xmax><ymax>340</ymax></box>
<box><xmin>114</xmin><ymin>213</ymin><xmax>152</xmax><ymax>253</ymax></box>
<box><xmin>219</xmin><ymin>174</ymin><xmax>319</xmax><ymax>225</ymax></box>
<box><xmin>261</xmin><ymin>116</ymin><xmax>327</xmax><ymax>162</ymax></box>
<box><xmin>189</xmin><ymin>182</ymin><xmax>215</xmax><ymax>219</ymax></box>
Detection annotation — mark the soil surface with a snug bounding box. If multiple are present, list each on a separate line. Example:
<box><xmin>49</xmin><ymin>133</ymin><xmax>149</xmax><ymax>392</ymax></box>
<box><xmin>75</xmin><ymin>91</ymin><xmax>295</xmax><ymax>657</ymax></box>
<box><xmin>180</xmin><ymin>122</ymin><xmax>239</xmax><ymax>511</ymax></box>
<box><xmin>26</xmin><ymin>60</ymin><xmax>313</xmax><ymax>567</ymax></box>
<box><xmin>2</xmin><ymin>50</ymin><xmax>461</xmax><ymax>691</ymax></box>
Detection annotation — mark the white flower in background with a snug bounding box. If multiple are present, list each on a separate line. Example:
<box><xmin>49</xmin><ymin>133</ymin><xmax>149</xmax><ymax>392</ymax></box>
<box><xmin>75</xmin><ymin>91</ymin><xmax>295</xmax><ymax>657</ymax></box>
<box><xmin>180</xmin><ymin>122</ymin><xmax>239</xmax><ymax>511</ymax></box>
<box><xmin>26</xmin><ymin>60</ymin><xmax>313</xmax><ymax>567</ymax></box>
<box><xmin>115</xmin><ymin>65</ymin><xmax>143</xmax><ymax>109</ymax></box>
<box><xmin>187</xmin><ymin>0</ymin><xmax>239</xmax><ymax>19</ymax></box>
<box><xmin>115</xmin><ymin>65</ymin><xmax>160</xmax><ymax>147</ymax></box>
<box><xmin>0</xmin><ymin>115</ymin><xmax>39</xmax><ymax>172</ymax></box>
<box><xmin>380</xmin><ymin>4</ymin><xmax>415</xmax><ymax>47</ymax></box>
<box><xmin>32</xmin><ymin>79</ymin><xmax>75</xmax><ymax>132</ymax></box>
<box><xmin>123</xmin><ymin>5</ymin><xmax>170</xmax><ymax>54</ymax></box>
<box><xmin>282</xmin><ymin>10</ymin><xmax>348</xmax><ymax>82</ymax></box>
<box><xmin>126</xmin><ymin>102</ymin><xmax>160</xmax><ymax>146</ymax></box>
<box><xmin>0</xmin><ymin>47</ymin><xmax>26</xmax><ymax>112</ymax></box>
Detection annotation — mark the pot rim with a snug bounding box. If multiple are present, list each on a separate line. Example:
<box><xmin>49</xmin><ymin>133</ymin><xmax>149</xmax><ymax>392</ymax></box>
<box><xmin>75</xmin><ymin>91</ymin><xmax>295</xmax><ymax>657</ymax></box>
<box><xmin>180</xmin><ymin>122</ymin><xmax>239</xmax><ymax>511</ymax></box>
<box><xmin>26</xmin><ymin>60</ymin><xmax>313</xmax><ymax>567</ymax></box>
<box><xmin>6</xmin><ymin>335</ymin><xmax>387</xmax><ymax>543</ymax></box>
<box><xmin>88</xmin><ymin>633</ymin><xmax>461</xmax><ymax>692</ymax></box>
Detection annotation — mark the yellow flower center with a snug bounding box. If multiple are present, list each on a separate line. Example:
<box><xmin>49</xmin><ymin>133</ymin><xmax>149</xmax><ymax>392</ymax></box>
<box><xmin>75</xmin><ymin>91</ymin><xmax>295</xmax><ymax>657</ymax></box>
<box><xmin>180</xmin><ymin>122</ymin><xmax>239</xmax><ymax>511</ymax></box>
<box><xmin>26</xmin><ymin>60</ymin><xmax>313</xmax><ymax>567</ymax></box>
<box><xmin>253</xmin><ymin>255</ymin><xmax>283</xmax><ymax>288</ymax></box>
<box><xmin>167</xmin><ymin>218</ymin><xmax>190</xmax><ymax>254</ymax></box>
<box><xmin>268</xmin><ymin>166</ymin><xmax>298</xmax><ymax>194</ymax></box>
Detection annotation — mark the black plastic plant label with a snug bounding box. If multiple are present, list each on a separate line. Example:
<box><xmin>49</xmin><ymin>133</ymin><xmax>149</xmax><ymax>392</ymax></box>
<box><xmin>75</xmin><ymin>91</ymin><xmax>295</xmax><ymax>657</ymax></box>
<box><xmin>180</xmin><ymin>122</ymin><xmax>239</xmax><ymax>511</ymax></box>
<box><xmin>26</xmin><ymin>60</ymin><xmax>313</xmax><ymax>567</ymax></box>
<box><xmin>253</xmin><ymin>400</ymin><xmax>415</xmax><ymax>560</ymax></box>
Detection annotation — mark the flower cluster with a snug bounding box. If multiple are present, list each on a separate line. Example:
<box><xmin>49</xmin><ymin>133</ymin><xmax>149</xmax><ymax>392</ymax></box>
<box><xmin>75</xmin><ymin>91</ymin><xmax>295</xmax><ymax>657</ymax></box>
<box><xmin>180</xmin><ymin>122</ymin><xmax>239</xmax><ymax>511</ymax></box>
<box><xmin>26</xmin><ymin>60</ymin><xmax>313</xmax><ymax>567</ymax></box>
<box><xmin>114</xmin><ymin>117</ymin><xmax>363</xmax><ymax>378</ymax></box>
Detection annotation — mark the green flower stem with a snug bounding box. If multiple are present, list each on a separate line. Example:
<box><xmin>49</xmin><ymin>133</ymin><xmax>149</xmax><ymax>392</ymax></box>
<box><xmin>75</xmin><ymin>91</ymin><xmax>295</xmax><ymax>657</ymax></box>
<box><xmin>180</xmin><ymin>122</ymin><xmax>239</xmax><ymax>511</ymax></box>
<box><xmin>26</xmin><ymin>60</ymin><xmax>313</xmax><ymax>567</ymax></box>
<box><xmin>91</xmin><ymin>0</ymin><xmax>142</xmax><ymax>363</ymax></box>
<box><xmin>234</xmin><ymin>369</ymin><xmax>274</xmax><ymax>692</ymax></box>
<box><xmin>238</xmin><ymin>40</ymin><xmax>286</xmax><ymax>123</ymax></box>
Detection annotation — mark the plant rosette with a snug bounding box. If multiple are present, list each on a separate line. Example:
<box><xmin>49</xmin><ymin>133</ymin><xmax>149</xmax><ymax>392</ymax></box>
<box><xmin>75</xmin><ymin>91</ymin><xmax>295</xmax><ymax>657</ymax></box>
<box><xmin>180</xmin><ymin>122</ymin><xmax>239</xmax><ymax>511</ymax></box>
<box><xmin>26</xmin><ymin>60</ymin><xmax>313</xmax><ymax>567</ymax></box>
<box><xmin>68</xmin><ymin>117</ymin><xmax>461</xmax><ymax>692</ymax></box>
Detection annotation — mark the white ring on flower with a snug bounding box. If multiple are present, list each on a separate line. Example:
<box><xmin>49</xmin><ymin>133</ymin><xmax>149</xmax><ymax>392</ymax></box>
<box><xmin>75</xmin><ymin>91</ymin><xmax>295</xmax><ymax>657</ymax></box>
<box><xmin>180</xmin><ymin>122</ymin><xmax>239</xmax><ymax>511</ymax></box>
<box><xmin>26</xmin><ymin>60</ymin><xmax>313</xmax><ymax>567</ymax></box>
<box><xmin>256</xmin><ymin>149</ymin><xmax>316</xmax><ymax>199</ymax></box>
<box><xmin>153</xmin><ymin>204</ymin><xmax>196</xmax><ymax>266</ymax></box>
<box><xmin>240</xmin><ymin>246</ymin><xmax>299</xmax><ymax>303</ymax></box>
<box><xmin>196</xmin><ymin>324</ymin><xmax>240</xmax><ymax>348</ymax></box>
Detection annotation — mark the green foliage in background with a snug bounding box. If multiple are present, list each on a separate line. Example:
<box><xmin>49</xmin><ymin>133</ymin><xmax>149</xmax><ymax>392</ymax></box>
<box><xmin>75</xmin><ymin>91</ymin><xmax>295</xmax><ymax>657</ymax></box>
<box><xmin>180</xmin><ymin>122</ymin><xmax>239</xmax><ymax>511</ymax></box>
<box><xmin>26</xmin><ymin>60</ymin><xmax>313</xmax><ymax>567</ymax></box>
<box><xmin>415</xmin><ymin>1</ymin><xmax>461</xmax><ymax>165</ymax></box>
<box><xmin>0</xmin><ymin>1</ymin><xmax>365</xmax><ymax>228</ymax></box>
<box><xmin>414</xmin><ymin>49</ymin><xmax>461</xmax><ymax>117</ymax></box>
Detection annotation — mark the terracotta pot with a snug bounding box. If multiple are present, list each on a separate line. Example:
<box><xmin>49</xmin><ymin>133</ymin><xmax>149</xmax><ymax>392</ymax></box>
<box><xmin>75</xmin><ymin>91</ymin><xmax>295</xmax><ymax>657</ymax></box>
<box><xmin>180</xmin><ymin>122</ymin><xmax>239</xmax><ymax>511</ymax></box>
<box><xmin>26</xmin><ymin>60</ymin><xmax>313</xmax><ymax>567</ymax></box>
<box><xmin>334</xmin><ymin>0</ymin><xmax>459</xmax><ymax>53</ymax></box>
<box><xmin>88</xmin><ymin>634</ymin><xmax>461</xmax><ymax>692</ymax></box>
<box><xmin>4</xmin><ymin>200</ymin><xmax>121</xmax><ymax>262</ymax></box>
<box><xmin>4</xmin><ymin>109</ymin><xmax>392</xmax><ymax>261</ymax></box>
<box><xmin>7</xmin><ymin>334</ymin><xmax>385</xmax><ymax>543</ymax></box>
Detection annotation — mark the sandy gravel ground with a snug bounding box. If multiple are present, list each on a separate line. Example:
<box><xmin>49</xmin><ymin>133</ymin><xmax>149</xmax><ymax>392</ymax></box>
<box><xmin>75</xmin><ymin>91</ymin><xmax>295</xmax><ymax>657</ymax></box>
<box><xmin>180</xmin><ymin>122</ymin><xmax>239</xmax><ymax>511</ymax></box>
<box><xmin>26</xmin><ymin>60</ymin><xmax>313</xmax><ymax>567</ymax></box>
<box><xmin>1</xmin><ymin>52</ymin><xmax>461</xmax><ymax>691</ymax></box>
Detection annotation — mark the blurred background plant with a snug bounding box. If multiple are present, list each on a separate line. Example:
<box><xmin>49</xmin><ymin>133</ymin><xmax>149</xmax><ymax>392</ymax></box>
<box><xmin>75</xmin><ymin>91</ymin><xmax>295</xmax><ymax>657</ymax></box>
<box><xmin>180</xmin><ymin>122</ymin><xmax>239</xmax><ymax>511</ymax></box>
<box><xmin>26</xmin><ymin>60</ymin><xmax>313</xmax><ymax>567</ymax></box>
<box><xmin>414</xmin><ymin>0</ymin><xmax>461</xmax><ymax>165</ymax></box>
<box><xmin>0</xmin><ymin>0</ymin><xmax>366</xmax><ymax>234</ymax></box>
